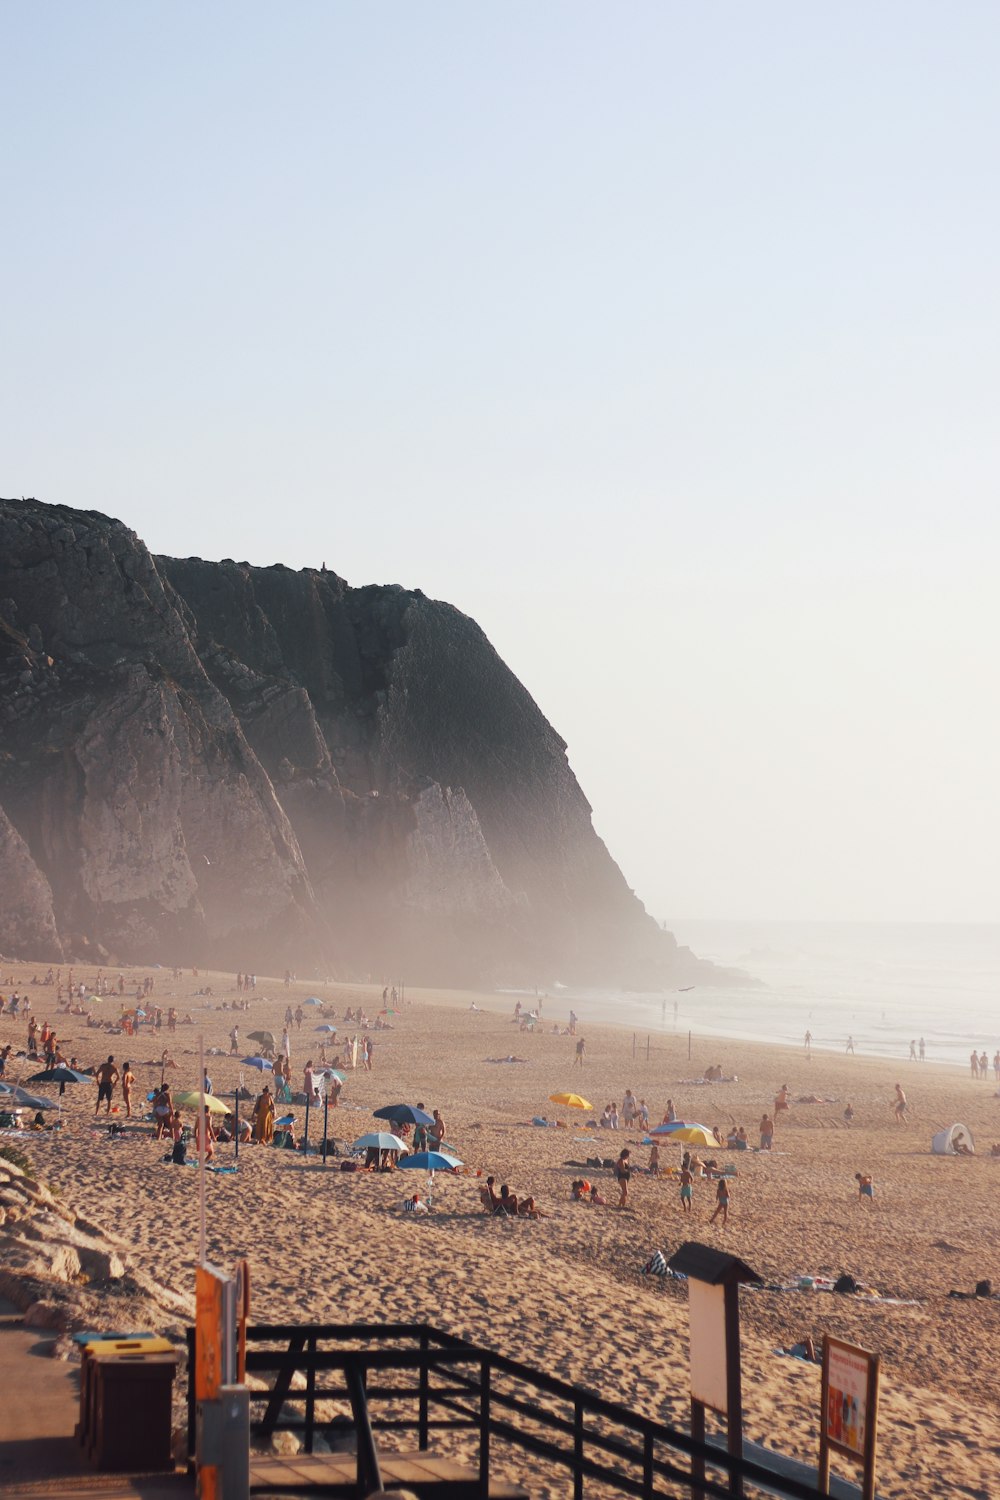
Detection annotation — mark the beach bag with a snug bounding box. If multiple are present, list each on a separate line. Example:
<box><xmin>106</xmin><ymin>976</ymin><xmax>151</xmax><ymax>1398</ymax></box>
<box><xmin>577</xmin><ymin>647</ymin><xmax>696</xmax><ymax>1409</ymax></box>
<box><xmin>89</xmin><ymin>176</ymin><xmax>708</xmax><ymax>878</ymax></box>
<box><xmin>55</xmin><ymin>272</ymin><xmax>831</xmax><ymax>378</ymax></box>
<box><xmin>339</xmin><ymin>1159</ymin><xmax>358</xmax><ymax>1172</ymax></box>
<box><xmin>642</xmin><ymin>1250</ymin><xmax>668</xmax><ymax>1277</ymax></box>
<box><xmin>170</xmin><ymin>1140</ymin><xmax>187</xmax><ymax>1165</ymax></box>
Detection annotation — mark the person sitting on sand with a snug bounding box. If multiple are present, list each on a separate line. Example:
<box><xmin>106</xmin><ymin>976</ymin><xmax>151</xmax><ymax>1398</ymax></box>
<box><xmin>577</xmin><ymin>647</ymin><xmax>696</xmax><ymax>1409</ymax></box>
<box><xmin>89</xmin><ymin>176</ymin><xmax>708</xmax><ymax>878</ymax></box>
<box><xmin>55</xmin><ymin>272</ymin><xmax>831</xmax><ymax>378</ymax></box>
<box><xmin>404</xmin><ymin>1191</ymin><xmax>429</xmax><ymax>1214</ymax></box>
<box><xmin>953</xmin><ymin>1131</ymin><xmax>974</xmax><ymax>1155</ymax></box>
<box><xmin>480</xmin><ymin>1175</ymin><xmax>500</xmax><ymax>1212</ymax></box>
<box><xmin>518</xmin><ymin>1196</ymin><xmax>547</xmax><ymax>1218</ymax></box>
<box><xmin>663</xmin><ymin>1099</ymin><xmax>677</xmax><ymax>1124</ymax></box>
<box><xmin>589</xmin><ymin>1184</ymin><xmax>607</xmax><ymax>1205</ymax></box>
<box><xmin>495</xmin><ymin>1184</ymin><xmax>519</xmax><ymax>1217</ymax></box>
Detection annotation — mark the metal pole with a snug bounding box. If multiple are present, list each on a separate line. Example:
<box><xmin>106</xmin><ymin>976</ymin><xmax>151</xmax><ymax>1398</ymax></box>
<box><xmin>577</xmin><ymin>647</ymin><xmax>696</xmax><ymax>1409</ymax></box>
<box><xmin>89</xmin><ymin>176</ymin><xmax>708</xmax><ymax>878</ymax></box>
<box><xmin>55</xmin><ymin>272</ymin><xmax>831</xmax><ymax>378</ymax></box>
<box><xmin>688</xmin><ymin>1030</ymin><xmax>692</xmax><ymax>1061</ymax></box>
<box><xmin>322</xmin><ymin>1085</ymin><xmax>329</xmax><ymax>1165</ymax></box>
<box><xmin>198</xmin><ymin>1035</ymin><xmax>207</xmax><ymax>1266</ymax></box>
<box><xmin>304</xmin><ymin>1087</ymin><xmax>310</xmax><ymax>1157</ymax></box>
<box><xmin>646</xmin><ymin>1034</ymin><xmax>650</xmax><ymax>1062</ymax></box>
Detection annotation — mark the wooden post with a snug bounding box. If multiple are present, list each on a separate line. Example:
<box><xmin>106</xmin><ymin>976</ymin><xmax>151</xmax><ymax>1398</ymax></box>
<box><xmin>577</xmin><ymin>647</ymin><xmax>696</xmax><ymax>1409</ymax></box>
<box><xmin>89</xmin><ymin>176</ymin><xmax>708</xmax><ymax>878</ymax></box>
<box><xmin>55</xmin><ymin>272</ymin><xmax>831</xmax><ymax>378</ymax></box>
<box><xmin>646</xmin><ymin>1034</ymin><xmax>651</xmax><ymax>1062</ymax></box>
<box><xmin>690</xmin><ymin>1398</ymin><xmax>706</xmax><ymax>1499</ymax></box>
<box><xmin>688</xmin><ymin>1030</ymin><xmax>692</xmax><ymax>1060</ymax></box>
<box><xmin>633</xmin><ymin>1033</ymin><xmax>636</xmax><ymax>1059</ymax></box>
<box><xmin>479</xmin><ymin>1356</ymin><xmax>491</xmax><ymax>1498</ymax></box>
<box><xmin>573</xmin><ymin>1395</ymin><xmax>584</xmax><ymax>1500</ymax></box>
<box><xmin>418</xmin><ymin>1330</ymin><xmax>429</xmax><ymax>1450</ymax></box>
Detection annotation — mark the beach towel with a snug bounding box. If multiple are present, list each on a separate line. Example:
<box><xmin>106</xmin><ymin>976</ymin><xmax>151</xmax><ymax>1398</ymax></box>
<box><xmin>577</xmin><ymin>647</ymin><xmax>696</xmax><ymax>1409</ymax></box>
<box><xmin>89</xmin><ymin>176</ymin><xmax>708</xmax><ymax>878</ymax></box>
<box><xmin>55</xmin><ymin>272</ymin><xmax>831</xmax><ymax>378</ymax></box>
<box><xmin>642</xmin><ymin>1250</ymin><xmax>668</xmax><ymax>1277</ymax></box>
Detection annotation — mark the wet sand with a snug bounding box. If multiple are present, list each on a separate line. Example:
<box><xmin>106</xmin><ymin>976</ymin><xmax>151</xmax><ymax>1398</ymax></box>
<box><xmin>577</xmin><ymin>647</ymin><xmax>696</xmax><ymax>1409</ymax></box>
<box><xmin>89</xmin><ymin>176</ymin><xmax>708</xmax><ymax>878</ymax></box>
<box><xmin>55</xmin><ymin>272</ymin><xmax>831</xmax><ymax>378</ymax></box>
<box><xmin>2</xmin><ymin>966</ymin><xmax>998</xmax><ymax>1499</ymax></box>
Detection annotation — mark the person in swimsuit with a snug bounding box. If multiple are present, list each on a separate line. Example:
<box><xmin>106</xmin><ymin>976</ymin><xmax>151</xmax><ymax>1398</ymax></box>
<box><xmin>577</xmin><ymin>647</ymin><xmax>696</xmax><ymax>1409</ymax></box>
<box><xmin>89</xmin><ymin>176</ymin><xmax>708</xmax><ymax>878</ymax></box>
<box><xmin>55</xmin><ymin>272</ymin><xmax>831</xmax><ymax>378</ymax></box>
<box><xmin>679</xmin><ymin>1165</ymin><xmax>693</xmax><ymax>1213</ymax></box>
<box><xmin>94</xmin><ymin>1056</ymin><xmax>119</xmax><ymax>1115</ymax></box>
<box><xmin>893</xmin><ymin>1084</ymin><xmax>908</xmax><ymax>1124</ymax></box>
<box><xmin>855</xmin><ymin>1172</ymin><xmax>875</xmax><ymax>1203</ymax></box>
<box><xmin>709</xmin><ymin>1176</ymin><xmax>730</xmax><ymax>1227</ymax></box>
<box><xmin>121</xmin><ymin>1061</ymin><xmax>135</xmax><ymax>1118</ymax></box>
<box><xmin>615</xmin><ymin>1148</ymin><xmax>631</xmax><ymax>1208</ymax></box>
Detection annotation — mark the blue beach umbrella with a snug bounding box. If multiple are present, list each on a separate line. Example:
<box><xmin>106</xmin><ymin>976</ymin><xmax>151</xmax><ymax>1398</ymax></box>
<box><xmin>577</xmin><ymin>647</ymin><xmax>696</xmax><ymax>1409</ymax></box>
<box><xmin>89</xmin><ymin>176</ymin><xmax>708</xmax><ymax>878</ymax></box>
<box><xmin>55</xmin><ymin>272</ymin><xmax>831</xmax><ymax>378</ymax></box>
<box><xmin>373</xmin><ymin>1103</ymin><xmax>434</xmax><ymax>1126</ymax></box>
<box><xmin>354</xmin><ymin>1132</ymin><xmax>407</xmax><ymax>1152</ymax></box>
<box><xmin>1</xmin><ymin>1086</ymin><xmax>59</xmax><ymax>1110</ymax></box>
<box><xmin>398</xmin><ymin>1151</ymin><xmax>463</xmax><ymax>1172</ymax></box>
<box><xmin>304</xmin><ymin>997</ymin><xmax>323</xmax><ymax>1005</ymax></box>
<box><xmin>317</xmin><ymin>1069</ymin><xmax>345</xmax><ymax>1083</ymax></box>
<box><xmin>241</xmin><ymin>1056</ymin><xmax>273</xmax><ymax>1071</ymax></box>
<box><xmin>314</xmin><ymin>1023</ymin><xmax>337</xmax><ymax>1033</ymax></box>
<box><xmin>650</xmin><ymin>1120</ymin><xmax>712</xmax><ymax>1136</ymax></box>
<box><xmin>27</xmin><ymin>1066</ymin><xmax>92</xmax><ymax>1085</ymax></box>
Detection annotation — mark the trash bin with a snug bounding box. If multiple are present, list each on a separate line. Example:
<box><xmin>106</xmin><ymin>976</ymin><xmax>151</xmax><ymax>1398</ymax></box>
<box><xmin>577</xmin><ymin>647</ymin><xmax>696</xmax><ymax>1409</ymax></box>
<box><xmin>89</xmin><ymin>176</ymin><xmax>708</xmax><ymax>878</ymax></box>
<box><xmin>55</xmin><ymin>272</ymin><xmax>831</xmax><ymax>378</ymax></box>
<box><xmin>77</xmin><ymin>1338</ymin><xmax>175</xmax><ymax>1454</ymax></box>
<box><xmin>89</xmin><ymin>1348</ymin><xmax>178</xmax><ymax>1471</ymax></box>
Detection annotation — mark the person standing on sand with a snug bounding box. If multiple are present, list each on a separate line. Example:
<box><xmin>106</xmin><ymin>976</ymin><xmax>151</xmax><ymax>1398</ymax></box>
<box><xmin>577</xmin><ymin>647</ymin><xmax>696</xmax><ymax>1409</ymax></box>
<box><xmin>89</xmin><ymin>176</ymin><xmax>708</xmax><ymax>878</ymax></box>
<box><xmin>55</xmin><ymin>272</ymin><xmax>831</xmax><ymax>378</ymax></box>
<box><xmin>919</xmin><ymin>1036</ymin><xmax>925</xmax><ymax>1061</ymax></box>
<box><xmin>846</xmin><ymin>1036</ymin><xmax>855</xmax><ymax>1054</ymax></box>
<box><xmin>893</xmin><ymin>1084</ymin><xmax>908</xmax><ymax>1124</ymax></box>
<box><xmin>615</xmin><ymin>1148</ymin><xmax>632</xmax><ymax>1209</ymax></box>
<box><xmin>230</xmin><ymin>1025</ymin><xmax>239</xmax><ymax>1056</ymax></box>
<box><xmin>804</xmin><ymin>1030</ymin><xmax>812</xmax><ymax>1057</ymax></box>
<box><xmin>970</xmin><ymin>1051</ymin><xmax>979</xmax><ymax>1079</ymax></box>
<box><xmin>709</xmin><ymin>1175</ymin><xmax>730</xmax><ymax>1227</ymax></box>
<box><xmin>94</xmin><ymin>1056</ymin><xmax>119</xmax><ymax>1115</ymax></box>
<box><xmin>679</xmin><ymin>1164</ymin><xmax>694</xmax><ymax>1213</ymax></box>
<box><xmin>855</xmin><ymin>1172</ymin><xmax>875</xmax><ymax>1204</ymax></box>
<box><xmin>909</xmin><ymin>1040</ymin><xmax>917</xmax><ymax>1061</ymax></box>
<box><xmin>574</xmin><ymin>1037</ymin><xmax>585</xmax><ymax>1067</ymax></box>
<box><xmin>121</xmin><ymin>1061</ymin><xmax>135</xmax><ymax>1118</ymax></box>
<box><xmin>759</xmin><ymin>1113</ymin><xmax>773</xmax><ymax>1150</ymax></box>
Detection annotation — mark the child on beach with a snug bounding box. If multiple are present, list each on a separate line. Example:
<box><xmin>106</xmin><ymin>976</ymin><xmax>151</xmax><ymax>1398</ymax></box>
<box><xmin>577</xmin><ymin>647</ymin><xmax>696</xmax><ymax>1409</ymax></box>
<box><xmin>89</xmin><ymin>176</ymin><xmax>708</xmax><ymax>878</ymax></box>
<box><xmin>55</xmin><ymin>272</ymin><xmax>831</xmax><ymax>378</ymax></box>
<box><xmin>855</xmin><ymin>1172</ymin><xmax>875</xmax><ymax>1204</ymax></box>
<box><xmin>679</xmin><ymin>1165</ymin><xmax>693</xmax><ymax>1213</ymax></box>
<box><xmin>709</xmin><ymin>1175</ymin><xmax>730</xmax><ymax>1227</ymax></box>
<box><xmin>893</xmin><ymin>1084</ymin><xmax>908</xmax><ymax>1124</ymax></box>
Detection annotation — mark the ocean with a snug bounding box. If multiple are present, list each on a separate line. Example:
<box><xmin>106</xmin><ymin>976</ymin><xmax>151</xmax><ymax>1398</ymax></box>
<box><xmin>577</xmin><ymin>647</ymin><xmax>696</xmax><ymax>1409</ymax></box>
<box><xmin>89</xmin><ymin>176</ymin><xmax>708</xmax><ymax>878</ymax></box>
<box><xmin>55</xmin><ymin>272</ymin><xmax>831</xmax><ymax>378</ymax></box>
<box><xmin>553</xmin><ymin>921</ymin><xmax>1000</xmax><ymax>1072</ymax></box>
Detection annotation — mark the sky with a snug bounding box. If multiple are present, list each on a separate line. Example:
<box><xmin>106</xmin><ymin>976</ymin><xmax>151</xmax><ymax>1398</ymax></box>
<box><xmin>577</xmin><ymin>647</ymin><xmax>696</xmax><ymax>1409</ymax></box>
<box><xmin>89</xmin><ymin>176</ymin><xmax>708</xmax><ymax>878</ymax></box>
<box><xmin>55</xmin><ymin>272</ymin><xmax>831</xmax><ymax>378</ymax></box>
<box><xmin>3</xmin><ymin>3</ymin><xmax>998</xmax><ymax>923</ymax></box>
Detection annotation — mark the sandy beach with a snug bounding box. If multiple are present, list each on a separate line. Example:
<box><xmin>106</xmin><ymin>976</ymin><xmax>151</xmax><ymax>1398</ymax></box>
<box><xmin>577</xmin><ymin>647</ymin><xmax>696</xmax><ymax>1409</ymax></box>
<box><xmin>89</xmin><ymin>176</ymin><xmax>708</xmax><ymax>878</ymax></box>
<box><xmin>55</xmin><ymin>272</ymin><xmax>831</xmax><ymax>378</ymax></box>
<box><xmin>1</xmin><ymin>965</ymin><xmax>998</xmax><ymax>1499</ymax></box>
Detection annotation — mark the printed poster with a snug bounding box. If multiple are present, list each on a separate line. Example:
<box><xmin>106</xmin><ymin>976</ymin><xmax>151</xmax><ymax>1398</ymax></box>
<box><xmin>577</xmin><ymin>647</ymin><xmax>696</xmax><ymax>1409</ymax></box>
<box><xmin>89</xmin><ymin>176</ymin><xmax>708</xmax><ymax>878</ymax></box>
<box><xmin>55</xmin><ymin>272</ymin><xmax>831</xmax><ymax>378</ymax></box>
<box><xmin>825</xmin><ymin>1342</ymin><xmax>870</xmax><ymax>1456</ymax></box>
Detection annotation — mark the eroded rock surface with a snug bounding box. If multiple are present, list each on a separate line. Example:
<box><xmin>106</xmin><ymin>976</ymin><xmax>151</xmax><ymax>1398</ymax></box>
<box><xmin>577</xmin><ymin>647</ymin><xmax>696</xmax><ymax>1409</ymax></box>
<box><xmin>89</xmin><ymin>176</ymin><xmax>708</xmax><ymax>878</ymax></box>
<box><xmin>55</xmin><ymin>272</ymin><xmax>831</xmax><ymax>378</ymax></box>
<box><xmin>0</xmin><ymin>497</ymin><xmax>728</xmax><ymax>987</ymax></box>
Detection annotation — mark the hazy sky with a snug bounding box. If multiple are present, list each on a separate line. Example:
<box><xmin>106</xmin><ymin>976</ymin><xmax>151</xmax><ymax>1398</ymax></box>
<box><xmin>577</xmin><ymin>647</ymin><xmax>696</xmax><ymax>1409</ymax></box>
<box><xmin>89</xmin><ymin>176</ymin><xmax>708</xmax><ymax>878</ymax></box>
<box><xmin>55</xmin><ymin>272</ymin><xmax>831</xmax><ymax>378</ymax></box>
<box><xmin>3</xmin><ymin>4</ymin><xmax>997</xmax><ymax>922</ymax></box>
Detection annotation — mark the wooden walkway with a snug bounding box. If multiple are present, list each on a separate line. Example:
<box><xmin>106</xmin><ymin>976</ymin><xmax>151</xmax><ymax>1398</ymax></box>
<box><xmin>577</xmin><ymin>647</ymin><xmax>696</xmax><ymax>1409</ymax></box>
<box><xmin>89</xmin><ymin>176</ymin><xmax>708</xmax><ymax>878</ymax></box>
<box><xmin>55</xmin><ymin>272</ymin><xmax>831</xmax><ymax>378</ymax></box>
<box><xmin>251</xmin><ymin>1449</ymin><xmax>528</xmax><ymax>1498</ymax></box>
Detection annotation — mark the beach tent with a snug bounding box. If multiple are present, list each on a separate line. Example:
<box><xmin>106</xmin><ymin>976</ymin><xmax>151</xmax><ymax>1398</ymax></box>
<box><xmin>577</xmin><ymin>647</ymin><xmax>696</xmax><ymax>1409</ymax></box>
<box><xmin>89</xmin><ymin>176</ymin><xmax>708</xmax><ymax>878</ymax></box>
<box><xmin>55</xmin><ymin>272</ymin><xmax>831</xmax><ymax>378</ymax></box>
<box><xmin>932</xmin><ymin>1123</ymin><xmax>975</xmax><ymax>1155</ymax></box>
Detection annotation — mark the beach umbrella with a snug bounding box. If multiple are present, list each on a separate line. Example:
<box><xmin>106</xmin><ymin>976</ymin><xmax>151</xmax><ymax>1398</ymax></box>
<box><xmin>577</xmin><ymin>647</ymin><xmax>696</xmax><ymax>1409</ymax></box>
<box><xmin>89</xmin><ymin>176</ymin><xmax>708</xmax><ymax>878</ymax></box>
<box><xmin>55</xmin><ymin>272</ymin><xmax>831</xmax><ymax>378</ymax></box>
<box><xmin>549</xmin><ymin>1093</ymin><xmax>592</xmax><ymax>1111</ymax></box>
<box><xmin>248</xmin><ymin>1030</ymin><xmax>275</xmax><ymax>1048</ymax></box>
<box><xmin>398</xmin><ymin>1151</ymin><xmax>463</xmax><ymax>1172</ymax></box>
<box><xmin>304</xmin><ymin>997</ymin><xmax>323</xmax><ymax>1006</ymax></box>
<box><xmin>173</xmin><ymin>1091</ymin><xmax>231</xmax><ymax>1115</ymax></box>
<box><xmin>314</xmin><ymin>1023</ymin><xmax>337</xmax><ymax>1033</ymax></box>
<box><xmin>277</xmin><ymin>1114</ymin><xmax>296</xmax><ymax>1127</ymax></box>
<box><xmin>317</xmin><ymin>1068</ymin><xmax>346</xmax><ymax>1083</ymax></box>
<box><xmin>665</xmin><ymin>1125</ymin><xmax>716</xmax><ymax>1147</ymax></box>
<box><xmin>354</xmin><ymin>1132</ymin><xmax>407</xmax><ymax>1152</ymax></box>
<box><xmin>379</xmin><ymin>1007</ymin><xmax>397</xmax><ymax>1017</ymax></box>
<box><xmin>651</xmin><ymin>1120</ymin><xmax>712</xmax><ymax>1137</ymax></box>
<box><xmin>373</xmin><ymin>1103</ymin><xmax>434</xmax><ymax>1126</ymax></box>
<box><xmin>241</xmin><ymin>1056</ymin><xmax>273</xmax><ymax>1071</ymax></box>
<box><xmin>2</xmin><ymin>1087</ymin><xmax>58</xmax><ymax>1110</ymax></box>
<box><xmin>27</xmin><ymin>1066</ymin><xmax>92</xmax><ymax>1085</ymax></box>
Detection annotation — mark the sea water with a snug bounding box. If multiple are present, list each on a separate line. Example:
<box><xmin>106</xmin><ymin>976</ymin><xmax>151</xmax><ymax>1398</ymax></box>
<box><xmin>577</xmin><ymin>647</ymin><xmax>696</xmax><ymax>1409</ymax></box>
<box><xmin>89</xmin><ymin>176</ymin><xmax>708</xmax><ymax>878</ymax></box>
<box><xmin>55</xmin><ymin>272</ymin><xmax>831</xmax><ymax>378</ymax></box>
<box><xmin>550</xmin><ymin>921</ymin><xmax>1000</xmax><ymax>1072</ymax></box>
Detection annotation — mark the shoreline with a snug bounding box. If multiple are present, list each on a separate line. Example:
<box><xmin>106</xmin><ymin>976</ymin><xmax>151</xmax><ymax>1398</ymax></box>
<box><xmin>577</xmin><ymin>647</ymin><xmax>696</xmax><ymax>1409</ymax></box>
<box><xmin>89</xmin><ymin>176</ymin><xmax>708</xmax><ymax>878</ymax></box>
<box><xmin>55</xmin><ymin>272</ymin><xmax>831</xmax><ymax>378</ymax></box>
<box><xmin>2</xmin><ymin>960</ymin><xmax>999</xmax><ymax>1499</ymax></box>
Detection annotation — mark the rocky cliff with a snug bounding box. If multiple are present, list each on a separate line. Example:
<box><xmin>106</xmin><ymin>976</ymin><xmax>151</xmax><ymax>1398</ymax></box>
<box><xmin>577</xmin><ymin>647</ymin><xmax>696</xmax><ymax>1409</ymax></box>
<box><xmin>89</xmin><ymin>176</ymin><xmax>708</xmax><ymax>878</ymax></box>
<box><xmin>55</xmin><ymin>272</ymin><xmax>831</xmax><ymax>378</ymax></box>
<box><xmin>0</xmin><ymin>497</ymin><xmax>720</xmax><ymax>988</ymax></box>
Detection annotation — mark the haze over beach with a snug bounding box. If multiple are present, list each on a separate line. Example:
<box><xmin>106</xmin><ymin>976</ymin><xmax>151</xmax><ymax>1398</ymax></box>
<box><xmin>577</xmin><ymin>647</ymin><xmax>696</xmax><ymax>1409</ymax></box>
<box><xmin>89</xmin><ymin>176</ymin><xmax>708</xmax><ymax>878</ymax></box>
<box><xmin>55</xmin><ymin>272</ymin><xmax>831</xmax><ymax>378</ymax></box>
<box><xmin>1</xmin><ymin>5</ymin><xmax>999</xmax><ymax>1499</ymax></box>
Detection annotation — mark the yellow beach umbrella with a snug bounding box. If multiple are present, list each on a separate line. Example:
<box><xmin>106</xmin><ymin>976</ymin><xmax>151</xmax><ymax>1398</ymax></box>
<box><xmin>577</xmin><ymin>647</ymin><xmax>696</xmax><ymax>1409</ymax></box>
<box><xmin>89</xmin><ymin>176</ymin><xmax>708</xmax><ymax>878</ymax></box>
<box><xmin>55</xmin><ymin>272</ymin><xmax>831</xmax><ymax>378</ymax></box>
<box><xmin>668</xmin><ymin>1125</ymin><xmax>716</xmax><ymax>1148</ymax></box>
<box><xmin>173</xmin><ymin>1091</ymin><xmax>231</xmax><ymax>1115</ymax></box>
<box><xmin>549</xmin><ymin>1093</ymin><xmax>592</xmax><ymax>1111</ymax></box>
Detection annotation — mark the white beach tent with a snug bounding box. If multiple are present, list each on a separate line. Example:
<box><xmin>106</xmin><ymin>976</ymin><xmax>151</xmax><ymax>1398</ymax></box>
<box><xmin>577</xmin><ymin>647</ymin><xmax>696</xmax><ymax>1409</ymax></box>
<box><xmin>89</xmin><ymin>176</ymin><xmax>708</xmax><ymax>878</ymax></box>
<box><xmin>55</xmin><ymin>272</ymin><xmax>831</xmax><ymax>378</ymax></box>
<box><xmin>931</xmin><ymin>1123</ymin><xmax>975</xmax><ymax>1154</ymax></box>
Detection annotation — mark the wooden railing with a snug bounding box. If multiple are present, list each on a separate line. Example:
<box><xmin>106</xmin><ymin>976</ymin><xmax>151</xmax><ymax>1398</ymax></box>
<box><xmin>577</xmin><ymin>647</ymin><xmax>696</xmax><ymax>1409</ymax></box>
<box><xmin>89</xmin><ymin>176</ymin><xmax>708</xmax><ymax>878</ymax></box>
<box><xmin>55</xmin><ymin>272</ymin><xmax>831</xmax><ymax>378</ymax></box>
<box><xmin>187</xmin><ymin>1321</ymin><xmax>830</xmax><ymax>1499</ymax></box>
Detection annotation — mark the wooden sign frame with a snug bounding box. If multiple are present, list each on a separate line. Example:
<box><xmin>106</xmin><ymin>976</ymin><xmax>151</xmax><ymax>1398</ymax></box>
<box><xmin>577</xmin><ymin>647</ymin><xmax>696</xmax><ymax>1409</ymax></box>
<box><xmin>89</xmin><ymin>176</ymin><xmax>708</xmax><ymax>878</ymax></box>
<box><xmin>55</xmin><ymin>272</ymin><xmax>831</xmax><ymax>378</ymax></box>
<box><xmin>819</xmin><ymin>1335</ymin><xmax>880</xmax><ymax>1500</ymax></box>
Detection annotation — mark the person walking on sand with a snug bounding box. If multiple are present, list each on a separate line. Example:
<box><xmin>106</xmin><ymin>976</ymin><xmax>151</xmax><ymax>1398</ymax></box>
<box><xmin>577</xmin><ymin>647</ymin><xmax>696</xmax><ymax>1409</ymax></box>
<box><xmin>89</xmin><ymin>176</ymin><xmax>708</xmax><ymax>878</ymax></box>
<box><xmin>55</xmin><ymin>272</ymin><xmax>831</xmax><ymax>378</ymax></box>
<box><xmin>615</xmin><ymin>1148</ymin><xmax>632</xmax><ymax>1209</ymax></box>
<box><xmin>229</xmin><ymin>1024</ymin><xmax>239</xmax><ymax>1056</ymax></box>
<box><xmin>574</xmin><ymin>1037</ymin><xmax>585</xmax><ymax>1067</ymax></box>
<box><xmin>970</xmin><ymin>1050</ymin><xmax>979</xmax><ymax>1079</ymax></box>
<box><xmin>893</xmin><ymin>1083</ymin><xmax>908</xmax><ymax>1124</ymax></box>
<box><xmin>855</xmin><ymin>1171</ymin><xmax>876</xmax><ymax>1204</ymax></box>
<box><xmin>804</xmin><ymin>1030</ymin><xmax>812</xmax><ymax>1057</ymax></box>
<box><xmin>679</xmin><ymin>1164</ymin><xmax>694</xmax><ymax>1213</ymax></box>
<box><xmin>846</xmin><ymin>1035</ymin><xmax>855</xmax><ymax>1054</ymax></box>
<box><xmin>909</xmin><ymin>1039</ymin><xmax>917</xmax><ymax>1061</ymax></box>
<box><xmin>709</xmin><ymin>1175</ymin><xmax>730</xmax><ymax>1227</ymax></box>
<box><xmin>919</xmin><ymin>1036</ymin><xmax>925</xmax><ymax>1061</ymax></box>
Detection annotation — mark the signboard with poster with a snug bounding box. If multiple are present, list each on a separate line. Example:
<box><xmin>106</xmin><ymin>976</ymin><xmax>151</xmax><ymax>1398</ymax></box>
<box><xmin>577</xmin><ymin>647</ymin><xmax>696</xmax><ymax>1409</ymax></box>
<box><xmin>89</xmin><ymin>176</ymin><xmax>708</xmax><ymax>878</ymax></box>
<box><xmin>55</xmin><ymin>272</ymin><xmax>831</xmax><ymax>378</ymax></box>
<box><xmin>819</xmin><ymin>1336</ymin><xmax>880</xmax><ymax>1500</ymax></box>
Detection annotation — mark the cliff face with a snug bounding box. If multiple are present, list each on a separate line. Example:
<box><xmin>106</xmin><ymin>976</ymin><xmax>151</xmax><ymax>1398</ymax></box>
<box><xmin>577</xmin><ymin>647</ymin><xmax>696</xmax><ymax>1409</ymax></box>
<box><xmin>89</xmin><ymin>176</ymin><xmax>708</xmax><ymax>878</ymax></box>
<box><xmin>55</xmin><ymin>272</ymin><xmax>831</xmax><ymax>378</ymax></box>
<box><xmin>0</xmin><ymin>497</ymin><xmax>717</xmax><ymax>987</ymax></box>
